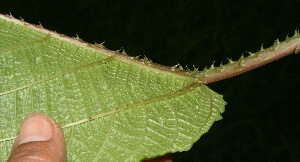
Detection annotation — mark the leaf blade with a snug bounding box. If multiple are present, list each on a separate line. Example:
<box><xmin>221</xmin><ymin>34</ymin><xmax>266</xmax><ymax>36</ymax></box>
<box><xmin>0</xmin><ymin>14</ymin><xmax>226</xmax><ymax>161</ymax></box>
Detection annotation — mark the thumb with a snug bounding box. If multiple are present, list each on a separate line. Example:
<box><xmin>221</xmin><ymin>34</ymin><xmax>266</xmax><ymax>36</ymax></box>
<box><xmin>8</xmin><ymin>113</ymin><xmax>66</xmax><ymax>162</ymax></box>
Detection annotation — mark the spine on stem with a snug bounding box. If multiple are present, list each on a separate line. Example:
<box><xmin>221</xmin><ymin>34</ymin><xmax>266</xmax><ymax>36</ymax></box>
<box><xmin>196</xmin><ymin>30</ymin><xmax>300</xmax><ymax>84</ymax></box>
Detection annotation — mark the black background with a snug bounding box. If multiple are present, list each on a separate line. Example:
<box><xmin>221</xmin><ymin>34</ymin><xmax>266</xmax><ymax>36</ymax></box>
<box><xmin>1</xmin><ymin>0</ymin><xmax>299</xmax><ymax>161</ymax></box>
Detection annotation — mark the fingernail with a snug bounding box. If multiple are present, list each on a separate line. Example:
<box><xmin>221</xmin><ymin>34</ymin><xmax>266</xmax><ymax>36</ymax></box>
<box><xmin>18</xmin><ymin>115</ymin><xmax>53</xmax><ymax>145</ymax></box>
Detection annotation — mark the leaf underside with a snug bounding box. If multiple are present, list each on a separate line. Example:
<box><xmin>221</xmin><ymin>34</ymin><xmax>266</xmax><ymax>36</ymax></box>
<box><xmin>0</xmin><ymin>15</ymin><xmax>226</xmax><ymax>162</ymax></box>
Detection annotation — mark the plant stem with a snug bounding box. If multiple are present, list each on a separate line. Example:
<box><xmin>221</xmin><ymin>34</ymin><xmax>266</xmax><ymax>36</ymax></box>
<box><xmin>196</xmin><ymin>32</ymin><xmax>300</xmax><ymax>84</ymax></box>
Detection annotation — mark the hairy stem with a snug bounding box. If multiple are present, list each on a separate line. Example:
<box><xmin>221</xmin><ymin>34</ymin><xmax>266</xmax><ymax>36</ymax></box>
<box><xmin>196</xmin><ymin>32</ymin><xmax>300</xmax><ymax>84</ymax></box>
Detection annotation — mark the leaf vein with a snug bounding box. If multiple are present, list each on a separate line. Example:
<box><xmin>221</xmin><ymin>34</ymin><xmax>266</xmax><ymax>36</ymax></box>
<box><xmin>0</xmin><ymin>34</ymin><xmax>50</xmax><ymax>54</ymax></box>
<box><xmin>0</xmin><ymin>56</ymin><xmax>115</xmax><ymax>96</ymax></box>
<box><xmin>62</xmin><ymin>81</ymin><xmax>200</xmax><ymax>129</ymax></box>
<box><xmin>92</xmin><ymin>114</ymin><xmax>115</xmax><ymax>162</ymax></box>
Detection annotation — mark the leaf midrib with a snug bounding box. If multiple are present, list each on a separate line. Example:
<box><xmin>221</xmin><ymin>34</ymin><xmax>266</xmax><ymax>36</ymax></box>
<box><xmin>1</xmin><ymin>14</ymin><xmax>196</xmax><ymax>83</ymax></box>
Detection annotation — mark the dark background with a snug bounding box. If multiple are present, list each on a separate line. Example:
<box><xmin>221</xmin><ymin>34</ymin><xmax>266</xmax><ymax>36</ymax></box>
<box><xmin>1</xmin><ymin>0</ymin><xmax>299</xmax><ymax>161</ymax></box>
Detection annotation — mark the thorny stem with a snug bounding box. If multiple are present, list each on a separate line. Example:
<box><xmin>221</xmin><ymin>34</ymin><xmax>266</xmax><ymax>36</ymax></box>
<box><xmin>0</xmin><ymin>14</ymin><xmax>298</xmax><ymax>85</ymax></box>
<box><xmin>196</xmin><ymin>32</ymin><xmax>300</xmax><ymax>84</ymax></box>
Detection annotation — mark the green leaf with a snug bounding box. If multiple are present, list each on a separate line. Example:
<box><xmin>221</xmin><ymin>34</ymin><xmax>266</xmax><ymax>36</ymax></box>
<box><xmin>0</xmin><ymin>14</ymin><xmax>226</xmax><ymax>161</ymax></box>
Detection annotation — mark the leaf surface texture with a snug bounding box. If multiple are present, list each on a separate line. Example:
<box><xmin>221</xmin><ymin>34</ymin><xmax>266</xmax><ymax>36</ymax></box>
<box><xmin>0</xmin><ymin>15</ymin><xmax>226</xmax><ymax>161</ymax></box>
